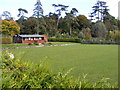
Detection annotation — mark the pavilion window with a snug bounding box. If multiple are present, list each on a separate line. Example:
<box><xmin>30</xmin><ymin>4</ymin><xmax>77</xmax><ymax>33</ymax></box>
<box><xmin>35</xmin><ymin>38</ymin><xmax>38</xmax><ymax>40</ymax></box>
<box><xmin>25</xmin><ymin>38</ymin><xmax>28</xmax><ymax>40</ymax></box>
<box><xmin>31</xmin><ymin>38</ymin><xmax>33</xmax><ymax>40</ymax></box>
<box><xmin>39</xmin><ymin>38</ymin><xmax>41</xmax><ymax>40</ymax></box>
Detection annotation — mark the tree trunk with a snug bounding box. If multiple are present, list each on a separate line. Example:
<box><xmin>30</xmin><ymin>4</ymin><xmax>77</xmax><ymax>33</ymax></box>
<box><xmin>69</xmin><ymin>25</ymin><xmax>72</xmax><ymax>35</ymax></box>
<box><xmin>36</xmin><ymin>18</ymin><xmax>39</xmax><ymax>34</ymax></box>
<box><xmin>56</xmin><ymin>18</ymin><xmax>59</xmax><ymax>29</ymax></box>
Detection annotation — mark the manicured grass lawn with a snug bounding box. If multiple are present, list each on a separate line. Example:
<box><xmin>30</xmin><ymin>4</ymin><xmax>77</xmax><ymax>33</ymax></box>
<box><xmin>8</xmin><ymin>44</ymin><xmax>118</xmax><ymax>84</ymax></box>
<box><xmin>1</xmin><ymin>42</ymin><xmax>75</xmax><ymax>48</ymax></box>
<box><xmin>1</xmin><ymin>43</ymin><xmax>29</xmax><ymax>48</ymax></box>
<box><xmin>47</xmin><ymin>42</ymin><xmax>76</xmax><ymax>45</ymax></box>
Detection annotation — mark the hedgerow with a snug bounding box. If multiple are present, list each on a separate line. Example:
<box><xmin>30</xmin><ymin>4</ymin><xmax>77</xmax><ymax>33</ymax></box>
<box><xmin>48</xmin><ymin>38</ymin><xmax>81</xmax><ymax>43</ymax></box>
<box><xmin>48</xmin><ymin>37</ymin><xmax>119</xmax><ymax>44</ymax></box>
<box><xmin>0</xmin><ymin>36</ymin><xmax>13</xmax><ymax>44</ymax></box>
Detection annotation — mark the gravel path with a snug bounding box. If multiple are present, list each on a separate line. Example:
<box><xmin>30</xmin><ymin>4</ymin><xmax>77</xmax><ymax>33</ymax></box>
<box><xmin>1</xmin><ymin>43</ymin><xmax>80</xmax><ymax>50</ymax></box>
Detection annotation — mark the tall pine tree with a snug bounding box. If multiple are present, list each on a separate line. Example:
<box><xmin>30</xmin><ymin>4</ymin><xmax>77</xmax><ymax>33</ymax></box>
<box><xmin>90</xmin><ymin>1</ymin><xmax>109</xmax><ymax>22</ymax></box>
<box><xmin>33</xmin><ymin>0</ymin><xmax>46</xmax><ymax>34</ymax></box>
<box><xmin>33</xmin><ymin>0</ymin><xmax>43</xmax><ymax>18</ymax></box>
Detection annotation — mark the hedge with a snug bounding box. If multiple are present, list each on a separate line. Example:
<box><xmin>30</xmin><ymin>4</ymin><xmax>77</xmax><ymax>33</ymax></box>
<box><xmin>0</xmin><ymin>36</ymin><xmax>13</xmax><ymax>44</ymax></box>
<box><xmin>81</xmin><ymin>38</ymin><xmax>119</xmax><ymax>44</ymax></box>
<box><xmin>48</xmin><ymin>38</ymin><xmax>119</xmax><ymax>44</ymax></box>
<box><xmin>48</xmin><ymin>38</ymin><xmax>81</xmax><ymax>43</ymax></box>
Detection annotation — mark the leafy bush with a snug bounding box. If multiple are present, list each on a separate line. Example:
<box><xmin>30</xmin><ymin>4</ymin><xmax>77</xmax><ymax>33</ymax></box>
<box><xmin>41</xmin><ymin>42</ymin><xmax>52</xmax><ymax>46</ymax></box>
<box><xmin>41</xmin><ymin>42</ymin><xmax>46</xmax><ymax>45</ymax></box>
<box><xmin>34</xmin><ymin>41</ymin><xmax>39</xmax><ymax>45</ymax></box>
<box><xmin>48</xmin><ymin>38</ymin><xmax>81</xmax><ymax>43</ymax></box>
<box><xmin>2</xmin><ymin>51</ymin><xmax>117</xmax><ymax>88</ymax></box>
<box><xmin>106</xmin><ymin>30</ymin><xmax>120</xmax><ymax>42</ymax></box>
<box><xmin>0</xmin><ymin>36</ymin><xmax>13</xmax><ymax>44</ymax></box>
<box><xmin>81</xmin><ymin>38</ymin><xmax>118</xmax><ymax>44</ymax></box>
<box><xmin>46</xmin><ymin>42</ymin><xmax>52</xmax><ymax>45</ymax></box>
<box><xmin>81</xmin><ymin>28</ymin><xmax>92</xmax><ymax>39</ymax></box>
<box><xmin>91</xmin><ymin>22</ymin><xmax>107</xmax><ymax>38</ymax></box>
<box><xmin>78</xmin><ymin>32</ymin><xmax>85</xmax><ymax>39</ymax></box>
<box><xmin>28</xmin><ymin>43</ymin><xmax>32</xmax><ymax>45</ymax></box>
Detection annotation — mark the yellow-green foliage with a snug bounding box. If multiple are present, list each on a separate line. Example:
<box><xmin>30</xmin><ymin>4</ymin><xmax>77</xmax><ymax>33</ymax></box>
<box><xmin>107</xmin><ymin>30</ymin><xmax>120</xmax><ymax>41</ymax></box>
<box><xmin>0</xmin><ymin>20</ymin><xmax>20</xmax><ymax>36</ymax></box>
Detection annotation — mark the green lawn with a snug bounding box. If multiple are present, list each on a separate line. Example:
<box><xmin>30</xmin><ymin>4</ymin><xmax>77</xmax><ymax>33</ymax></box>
<box><xmin>2</xmin><ymin>43</ymin><xmax>29</xmax><ymax>48</ymax></box>
<box><xmin>1</xmin><ymin>42</ymin><xmax>75</xmax><ymax>48</ymax></box>
<box><xmin>8</xmin><ymin>44</ymin><xmax>118</xmax><ymax>84</ymax></box>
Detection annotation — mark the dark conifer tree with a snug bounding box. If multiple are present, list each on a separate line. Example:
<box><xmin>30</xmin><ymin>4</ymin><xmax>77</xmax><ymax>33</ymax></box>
<box><xmin>90</xmin><ymin>1</ymin><xmax>109</xmax><ymax>21</ymax></box>
<box><xmin>33</xmin><ymin>0</ymin><xmax>43</xmax><ymax>18</ymax></box>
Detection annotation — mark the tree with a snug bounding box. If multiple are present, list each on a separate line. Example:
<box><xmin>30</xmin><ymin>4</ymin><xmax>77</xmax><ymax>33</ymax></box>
<box><xmin>103</xmin><ymin>14</ymin><xmax>118</xmax><ymax>31</ymax></box>
<box><xmin>78</xmin><ymin>32</ymin><xmax>85</xmax><ymax>39</ymax></box>
<box><xmin>81</xmin><ymin>28</ymin><xmax>92</xmax><ymax>39</ymax></box>
<box><xmin>52</xmin><ymin>4</ymin><xmax>69</xmax><ymax>29</ymax></box>
<box><xmin>65</xmin><ymin>9</ymin><xmax>79</xmax><ymax>35</ymax></box>
<box><xmin>44</xmin><ymin>14</ymin><xmax>58</xmax><ymax>37</ymax></box>
<box><xmin>70</xmin><ymin>8</ymin><xmax>78</xmax><ymax>16</ymax></box>
<box><xmin>16</xmin><ymin>18</ymin><xmax>28</xmax><ymax>34</ymax></box>
<box><xmin>52</xmin><ymin>4</ymin><xmax>58</xmax><ymax>13</ymax></box>
<box><xmin>17</xmin><ymin>16</ymin><xmax>47</xmax><ymax>35</ymax></box>
<box><xmin>91</xmin><ymin>22</ymin><xmax>107</xmax><ymax>38</ymax></box>
<box><xmin>90</xmin><ymin>1</ymin><xmax>109</xmax><ymax>21</ymax></box>
<box><xmin>17</xmin><ymin>8</ymin><xmax>28</xmax><ymax>19</ymax></box>
<box><xmin>1</xmin><ymin>20</ymin><xmax>20</xmax><ymax>36</ymax></box>
<box><xmin>2</xmin><ymin>11</ymin><xmax>13</xmax><ymax>20</ymax></box>
<box><xmin>33</xmin><ymin>0</ymin><xmax>43</xmax><ymax>18</ymax></box>
<box><xmin>24</xmin><ymin>17</ymin><xmax>38</xmax><ymax>34</ymax></box>
<box><xmin>37</xmin><ymin>17</ymin><xmax>47</xmax><ymax>34</ymax></box>
<box><xmin>77</xmin><ymin>15</ymin><xmax>91</xmax><ymax>30</ymax></box>
<box><xmin>118</xmin><ymin>20</ymin><xmax>120</xmax><ymax>30</ymax></box>
<box><xmin>32</xmin><ymin>0</ymin><xmax>46</xmax><ymax>34</ymax></box>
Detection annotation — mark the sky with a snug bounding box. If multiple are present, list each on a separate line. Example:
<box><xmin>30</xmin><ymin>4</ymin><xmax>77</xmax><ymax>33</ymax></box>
<box><xmin>0</xmin><ymin>0</ymin><xmax>119</xmax><ymax>20</ymax></box>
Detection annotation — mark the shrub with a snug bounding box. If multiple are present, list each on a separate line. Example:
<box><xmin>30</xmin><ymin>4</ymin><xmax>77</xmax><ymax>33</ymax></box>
<box><xmin>78</xmin><ymin>32</ymin><xmax>85</xmax><ymax>39</ymax></box>
<box><xmin>34</xmin><ymin>41</ymin><xmax>39</xmax><ymax>45</ymax></box>
<box><xmin>48</xmin><ymin>38</ymin><xmax>81</xmax><ymax>43</ymax></box>
<box><xmin>0</xmin><ymin>36</ymin><xmax>13</xmax><ymax>44</ymax></box>
<box><xmin>28</xmin><ymin>43</ymin><xmax>32</xmax><ymax>45</ymax></box>
<box><xmin>92</xmin><ymin>22</ymin><xmax>107</xmax><ymax>38</ymax></box>
<box><xmin>81</xmin><ymin>38</ymin><xmax>118</xmax><ymax>44</ymax></box>
<box><xmin>42</xmin><ymin>42</ymin><xmax>46</xmax><ymax>45</ymax></box>
<box><xmin>106</xmin><ymin>30</ymin><xmax>120</xmax><ymax>42</ymax></box>
<box><xmin>41</xmin><ymin>42</ymin><xmax>52</xmax><ymax>46</ymax></box>
<box><xmin>81</xmin><ymin>28</ymin><xmax>92</xmax><ymax>39</ymax></box>
<box><xmin>47</xmin><ymin>42</ymin><xmax>52</xmax><ymax>45</ymax></box>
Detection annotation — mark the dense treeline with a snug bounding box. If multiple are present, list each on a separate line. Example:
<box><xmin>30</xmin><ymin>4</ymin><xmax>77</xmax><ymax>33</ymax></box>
<box><xmin>1</xmin><ymin>0</ymin><xmax>120</xmax><ymax>42</ymax></box>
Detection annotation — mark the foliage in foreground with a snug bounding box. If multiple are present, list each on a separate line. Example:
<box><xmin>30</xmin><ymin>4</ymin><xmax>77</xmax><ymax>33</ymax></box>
<box><xmin>2</xmin><ymin>51</ymin><xmax>117</xmax><ymax>88</ymax></box>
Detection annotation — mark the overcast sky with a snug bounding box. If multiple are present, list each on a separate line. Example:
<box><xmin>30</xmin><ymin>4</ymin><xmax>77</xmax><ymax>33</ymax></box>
<box><xmin>0</xmin><ymin>0</ymin><xmax>119</xmax><ymax>20</ymax></box>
